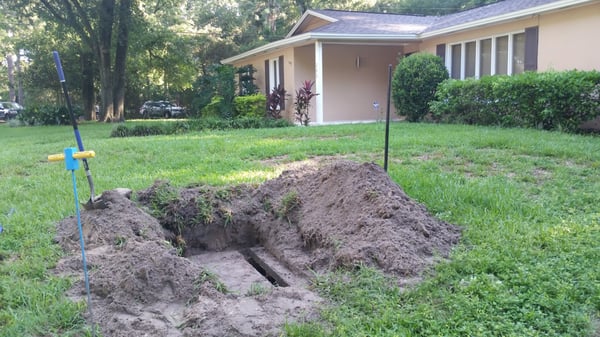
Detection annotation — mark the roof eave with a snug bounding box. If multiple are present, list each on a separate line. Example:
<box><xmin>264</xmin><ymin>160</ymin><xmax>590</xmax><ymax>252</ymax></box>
<box><xmin>221</xmin><ymin>33</ymin><xmax>420</xmax><ymax>64</ymax></box>
<box><xmin>286</xmin><ymin>10</ymin><xmax>338</xmax><ymax>38</ymax></box>
<box><xmin>421</xmin><ymin>0</ymin><xmax>594</xmax><ymax>38</ymax></box>
<box><xmin>221</xmin><ymin>34</ymin><xmax>313</xmax><ymax>64</ymax></box>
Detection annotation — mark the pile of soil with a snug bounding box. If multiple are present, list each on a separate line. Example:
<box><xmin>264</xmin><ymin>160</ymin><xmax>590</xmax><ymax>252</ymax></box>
<box><xmin>54</xmin><ymin>160</ymin><xmax>461</xmax><ymax>337</ymax></box>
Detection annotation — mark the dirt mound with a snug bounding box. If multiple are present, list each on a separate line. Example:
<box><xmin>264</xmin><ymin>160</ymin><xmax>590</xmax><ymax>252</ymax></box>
<box><xmin>256</xmin><ymin>161</ymin><xmax>460</xmax><ymax>278</ymax></box>
<box><xmin>54</xmin><ymin>160</ymin><xmax>461</xmax><ymax>337</ymax></box>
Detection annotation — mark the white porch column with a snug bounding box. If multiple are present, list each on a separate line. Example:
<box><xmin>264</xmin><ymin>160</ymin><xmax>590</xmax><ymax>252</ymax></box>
<box><xmin>315</xmin><ymin>41</ymin><xmax>324</xmax><ymax>124</ymax></box>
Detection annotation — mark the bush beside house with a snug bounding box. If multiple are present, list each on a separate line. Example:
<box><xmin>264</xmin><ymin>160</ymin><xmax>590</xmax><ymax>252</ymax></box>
<box><xmin>430</xmin><ymin>70</ymin><xmax>600</xmax><ymax>133</ymax></box>
<box><xmin>392</xmin><ymin>53</ymin><xmax>449</xmax><ymax>122</ymax></box>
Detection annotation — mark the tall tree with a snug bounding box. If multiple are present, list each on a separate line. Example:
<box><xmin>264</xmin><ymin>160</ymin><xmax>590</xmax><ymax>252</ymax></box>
<box><xmin>13</xmin><ymin>0</ymin><xmax>134</xmax><ymax>121</ymax></box>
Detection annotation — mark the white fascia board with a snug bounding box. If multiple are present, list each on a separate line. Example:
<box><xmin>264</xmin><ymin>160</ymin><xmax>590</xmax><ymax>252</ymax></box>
<box><xmin>221</xmin><ymin>32</ymin><xmax>419</xmax><ymax>64</ymax></box>
<box><xmin>421</xmin><ymin>0</ymin><xmax>595</xmax><ymax>38</ymax></box>
<box><xmin>286</xmin><ymin>10</ymin><xmax>338</xmax><ymax>38</ymax></box>
<box><xmin>312</xmin><ymin>33</ymin><xmax>419</xmax><ymax>41</ymax></box>
<box><xmin>221</xmin><ymin>34</ymin><xmax>313</xmax><ymax>64</ymax></box>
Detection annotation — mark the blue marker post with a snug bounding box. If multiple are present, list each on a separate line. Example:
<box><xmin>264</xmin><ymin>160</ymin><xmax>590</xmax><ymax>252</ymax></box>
<box><xmin>48</xmin><ymin>148</ymin><xmax>96</xmax><ymax>334</ymax></box>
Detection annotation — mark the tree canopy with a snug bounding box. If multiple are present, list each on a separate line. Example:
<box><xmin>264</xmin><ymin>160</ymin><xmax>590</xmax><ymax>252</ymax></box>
<box><xmin>1</xmin><ymin>0</ymin><xmax>499</xmax><ymax>121</ymax></box>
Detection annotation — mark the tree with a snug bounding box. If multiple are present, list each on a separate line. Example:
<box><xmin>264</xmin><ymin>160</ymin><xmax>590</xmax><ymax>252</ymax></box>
<box><xmin>10</xmin><ymin>0</ymin><xmax>133</xmax><ymax>121</ymax></box>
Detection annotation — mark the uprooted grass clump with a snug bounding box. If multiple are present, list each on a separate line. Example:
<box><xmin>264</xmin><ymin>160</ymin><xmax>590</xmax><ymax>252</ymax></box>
<box><xmin>136</xmin><ymin>181</ymin><xmax>258</xmax><ymax>255</ymax></box>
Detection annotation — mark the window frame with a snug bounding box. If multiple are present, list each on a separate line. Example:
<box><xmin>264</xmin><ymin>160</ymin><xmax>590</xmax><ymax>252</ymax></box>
<box><xmin>445</xmin><ymin>30</ymin><xmax>526</xmax><ymax>79</ymax></box>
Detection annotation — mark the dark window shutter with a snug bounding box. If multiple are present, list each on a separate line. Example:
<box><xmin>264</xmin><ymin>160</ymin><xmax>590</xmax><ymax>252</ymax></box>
<box><xmin>278</xmin><ymin>55</ymin><xmax>285</xmax><ymax>109</ymax></box>
<box><xmin>264</xmin><ymin>59</ymin><xmax>270</xmax><ymax>95</ymax></box>
<box><xmin>524</xmin><ymin>26</ymin><xmax>539</xmax><ymax>71</ymax></box>
<box><xmin>436</xmin><ymin>44</ymin><xmax>446</xmax><ymax>63</ymax></box>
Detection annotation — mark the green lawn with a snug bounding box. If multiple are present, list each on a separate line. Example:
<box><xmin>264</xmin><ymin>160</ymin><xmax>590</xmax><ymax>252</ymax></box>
<box><xmin>0</xmin><ymin>121</ymin><xmax>598</xmax><ymax>336</ymax></box>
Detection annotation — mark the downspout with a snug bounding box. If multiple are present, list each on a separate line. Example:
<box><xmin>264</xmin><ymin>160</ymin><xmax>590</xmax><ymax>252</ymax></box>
<box><xmin>315</xmin><ymin>41</ymin><xmax>324</xmax><ymax>124</ymax></box>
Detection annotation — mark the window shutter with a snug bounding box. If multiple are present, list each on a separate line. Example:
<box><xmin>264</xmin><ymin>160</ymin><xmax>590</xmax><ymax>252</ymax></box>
<box><xmin>264</xmin><ymin>59</ymin><xmax>270</xmax><ymax>95</ymax></box>
<box><xmin>436</xmin><ymin>44</ymin><xmax>446</xmax><ymax>63</ymax></box>
<box><xmin>524</xmin><ymin>26</ymin><xmax>539</xmax><ymax>71</ymax></box>
<box><xmin>278</xmin><ymin>55</ymin><xmax>285</xmax><ymax>109</ymax></box>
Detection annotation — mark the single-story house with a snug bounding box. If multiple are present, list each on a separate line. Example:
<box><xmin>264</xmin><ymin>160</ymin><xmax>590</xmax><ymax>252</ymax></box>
<box><xmin>222</xmin><ymin>0</ymin><xmax>600</xmax><ymax>124</ymax></box>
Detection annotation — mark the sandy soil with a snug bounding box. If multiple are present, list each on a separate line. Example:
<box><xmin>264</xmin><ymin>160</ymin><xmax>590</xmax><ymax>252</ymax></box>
<box><xmin>54</xmin><ymin>160</ymin><xmax>461</xmax><ymax>336</ymax></box>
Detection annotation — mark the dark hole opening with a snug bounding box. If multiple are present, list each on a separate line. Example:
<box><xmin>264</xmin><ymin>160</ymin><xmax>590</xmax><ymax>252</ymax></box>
<box><xmin>240</xmin><ymin>248</ymin><xmax>289</xmax><ymax>287</ymax></box>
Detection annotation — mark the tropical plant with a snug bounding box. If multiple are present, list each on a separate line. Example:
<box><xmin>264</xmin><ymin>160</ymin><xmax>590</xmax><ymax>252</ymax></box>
<box><xmin>267</xmin><ymin>84</ymin><xmax>287</xmax><ymax>119</ymax></box>
<box><xmin>294</xmin><ymin>80</ymin><xmax>318</xmax><ymax>126</ymax></box>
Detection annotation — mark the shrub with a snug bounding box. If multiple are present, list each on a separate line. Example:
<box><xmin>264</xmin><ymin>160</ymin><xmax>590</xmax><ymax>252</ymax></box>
<box><xmin>233</xmin><ymin>94</ymin><xmax>267</xmax><ymax>118</ymax></box>
<box><xmin>430</xmin><ymin>70</ymin><xmax>600</xmax><ymax>133</ymax></box>
<box><xmin>110</xmin><ymin>118</ymin><xmax>293</xmax><ymax>137</ymax></box>
<box><xmin>267</xmin><ymin>84</ymin><xmax>287</xmax><ymax>119</ymax></box>
<box><xmin>236</xmin><ymin>65</ymin><xmax>259</xmax><ymax>96</ymax></box>
<box><xmin>392</xmin><ymin>53</ymin><xmax>449</xmax><ymax>122</ymax></box>
<box><xmin>294</xmin><ymin>80</ymin><xmax>319</xmax><ymax>126</ymax></box>
<box><xmin>17</xmin><ymin>105</ymin><xmax>83</xmax><ymax>126</ymax></box>
<box><xmin>201</xmin><ymin>96</ymin><xmax>223</xmax><ymax>118</ymax></box>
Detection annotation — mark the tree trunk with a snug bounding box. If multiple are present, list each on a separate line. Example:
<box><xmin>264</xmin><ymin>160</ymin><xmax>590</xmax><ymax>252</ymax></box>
<box><xmin>113</xmin><ymin>0</ymin><xmax>131</xmax><ymax>122</ymax></box>
<box><xmin>6</xmin><ymin>55</ymin><xmax>15</xmax><ymax>102</ymax></box>
<box><xmin>81</xmin><ymin>50</ymin><xmax>96</xmax><ymax>120</ymax></box>
<box><xmin>99</xmin><ymin>0</ymin><xmax>115</xmax><ymax>122</ymax></box>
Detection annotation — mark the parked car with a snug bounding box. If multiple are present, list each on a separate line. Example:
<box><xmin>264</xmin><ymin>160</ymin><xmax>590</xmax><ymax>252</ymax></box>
<box><xmin>139</xmin><ymin>101</ymin><xmax>185</xmax><ymax>118</ymax></box>
<box><xmin>0</xmin><ymin>102</ymin><xmax>24</xmax><ymax>120</ymax></box>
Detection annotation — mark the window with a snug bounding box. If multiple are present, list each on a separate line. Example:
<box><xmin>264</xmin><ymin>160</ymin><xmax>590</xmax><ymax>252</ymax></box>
<box><xmin>480</xmin><ymin>38</ymin><xmax>492</xmax><ymax>76</ymax></box>
<box><xmin>451</xmin><ymin>44</ymin><xmax>462</xmax><ymax>79</ymax></box>
<box><xmin>269</xmin><ymin>58</ymin><xmax>280</xmax><ymax>90</ymax></box>
<box><xmin>465</xmin><ymin>41</ymin><xmax>476</xmax><ymax>78</ymax></box>
<box><xmin>265</xmin><ymin>55</ymin><xmax>285</xmax><ymax>108</ymax></box>
<box><xmin>446</xmin><ymin>30</ymin><xmax>532</xmax><ymax>79</ymax></box>
<box><xmin>512</xmin><ymin>33</ymin><xmax>525</xmax><ymax>75</ymax></box>
<box><xmin>495</xmin><ymin>36</ymin><xmax>508</xmax><ymax>75</ymax></box>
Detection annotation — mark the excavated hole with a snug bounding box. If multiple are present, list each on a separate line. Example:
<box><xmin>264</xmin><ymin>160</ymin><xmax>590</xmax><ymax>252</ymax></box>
<box><xmin>240</xmin><ymin>248</ymin><xmax>289</xmax><ymax>287</ymax></box>
<box><xmin>171</xmin><ymin>218</ymin><xmax>293</xmax><ymax>292</ymax></box>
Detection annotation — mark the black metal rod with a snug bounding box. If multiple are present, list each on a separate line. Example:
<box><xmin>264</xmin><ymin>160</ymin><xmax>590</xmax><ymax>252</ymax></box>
<box><xmin>384</xmin><ymin>64</ymin><xmax>392</xmax><ymax>172</ymax></box>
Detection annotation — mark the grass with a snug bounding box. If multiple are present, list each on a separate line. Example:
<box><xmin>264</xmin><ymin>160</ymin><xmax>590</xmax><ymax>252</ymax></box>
<box><xmin>0</xmin><ymin>121</ymin><xmax>598</xmax><ymax>336</ymax></box>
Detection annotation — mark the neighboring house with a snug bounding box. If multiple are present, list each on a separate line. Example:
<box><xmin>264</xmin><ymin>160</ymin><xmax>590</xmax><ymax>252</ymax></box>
<box><xmin>222</xmin><ymin>0</ymin><xmax>600</xmax><ymax>124</ymax></box>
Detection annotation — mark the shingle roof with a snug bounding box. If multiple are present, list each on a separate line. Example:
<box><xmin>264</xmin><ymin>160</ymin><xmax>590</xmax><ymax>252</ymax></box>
<box><xmin>305</xmin><ymin>0</ymin><xmax>578</xmax><ymax>36</ymax></box>
<box><xmin>425</xmin><ymin>0</ymin><xmax>565</xmax><ymax>32</ymax></box>
<box><xmin>309</xmin><ymin>10</ymin><xmax>436</xmax><ymax>35</ymax></box>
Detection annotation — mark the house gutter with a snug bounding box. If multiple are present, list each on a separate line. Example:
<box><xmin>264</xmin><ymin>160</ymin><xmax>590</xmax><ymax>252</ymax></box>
<box><xmin>221</xmin><ymin>33</ymin><xmax>419</xmax><ymax>64</ymax></box>
<box><xmin>421</xmin><ymin>0</ymin><xmax>594</xmax><ymax>38</ymax></box>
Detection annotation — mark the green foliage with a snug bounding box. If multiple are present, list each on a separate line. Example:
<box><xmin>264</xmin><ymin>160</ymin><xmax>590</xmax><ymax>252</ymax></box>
<box><xmin>246</xmin><ymin>282</ymin><xmax>271</xmax><ymax>296</ymax></box>
<box><xmin>294</xmin><ymin>80</ymin><xmax>319</xmax><ymax>126</ymax></box>
<box><xmin>267</xmin><ymin>84</ymin><xmax>288</xmax><ymax>119</ymax></box>
<box><xmin>196</xmin><ymin>270</ymin><xmax>228</xmax><ymax>294</ymax></box>
<box><xmin>192</xmin><ymin>64</ymin><xmax>237</xmax><ymax>119</ymax></box>
<box><xmin>110</xmin><ymin>117</ymin><xmax>292</xmax><ymax>138</ymax></box>
<box><xmin>17</xmin><ymin>105</ymin><xmax>82</xmax><ymax>126</ymax></box>
<box><xmin>276</xmin><ymin>190</ymin><xmax>301</xmax><ymax>223</ymax></box>
<box><xmin>392</xmin><ymin>53</ymin><xmax>449</xmax><ymax>122</ymax></box>
<box><xmin>110</xmin><ymin>121</ymin><xmax>190</xmax><ymax>137</ymax></box>
<box><xmin>201</xmin><ymin>96</ymin><xmax>224</xmax><ymax>118</ymax></box>
<box><xmin>430</xmin><ymin>70</ymin><xmax>600</xmax><ymax>132</ymax></box>
<box><xmin>3</xmin><ymin>120</ymin><xmax>600</xmax><ymax>336</ymax></box>
<box><xmin>214</xmin><ymin>65</ymin><xmax>237</xmax><ymax>119</ymax></box>
<box><xmin>236</xmin><ymin>65</ymin><xmax>259</xmax><ymax>96</ymax></box>
<box><xmin>233</xmin><ymin>94</ymin><xmax>267</xmax><ymax>118</ymax></box>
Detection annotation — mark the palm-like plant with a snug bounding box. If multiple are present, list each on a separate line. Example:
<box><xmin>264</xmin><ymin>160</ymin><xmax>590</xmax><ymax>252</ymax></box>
<box><xmin>294</xmin><ymin>80</ymin><xmax>319</xmax><ymax>126</ymax></box>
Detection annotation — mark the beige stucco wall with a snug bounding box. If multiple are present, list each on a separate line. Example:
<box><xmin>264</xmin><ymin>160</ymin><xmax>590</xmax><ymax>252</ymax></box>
<box><xmin>229</xmin><ymin>47</ymin><xmax>297</xmax><ymax>120</ymax></box>
<box><xmin>420</xmin><ymin>2</ymin><xmax>600</xmax><ymax>72</ymax></box>
<box><xmin>320</xmin><ymin>44</ymin><xmax>401</xmax><ymax>123</ymax></box>
<box><xmin>294</xmin><ymin>44</ymin><xmax>317</xmax><ymax>122</ymax></box>
<box><xmin>538</xmin><ymin>2</ymin><xmax>600</xmax><ymax>71</ymax></box>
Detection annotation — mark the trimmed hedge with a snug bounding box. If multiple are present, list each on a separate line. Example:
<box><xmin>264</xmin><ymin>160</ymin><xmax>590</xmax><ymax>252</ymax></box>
<box><xmin>17</xmin><ymin>105</ymin><xmax>83</xmax><ymax>126</ymax></box>
<box><xmin>430</xmin><ymin>70</ymin><xmax>600</xmax><ymax>133</ymax></box>
<box><xmin>233</xmin><ymin>94</ymin><xmax>267</xmax><ymax>118</ymax></box>
<box><xmin>110</xmin><ymin>117</ymin><xmax>292</xmax><ymax>138</ymax></box>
